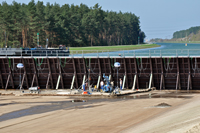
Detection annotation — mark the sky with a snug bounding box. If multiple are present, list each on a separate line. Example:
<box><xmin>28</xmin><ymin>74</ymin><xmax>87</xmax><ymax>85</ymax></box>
<box><xmin>2</xmin><ymin>0</ymin><xmax>200</xmax><ymax>40</ymax></box>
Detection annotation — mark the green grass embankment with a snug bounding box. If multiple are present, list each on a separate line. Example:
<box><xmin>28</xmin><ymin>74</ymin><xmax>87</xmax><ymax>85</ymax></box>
<box><xmin>69</xmin><ymin>44</ymin><xmax>160</xmax><ymax>54</ymax></box>
<box><xmin>162</xmin><ymin>41</ymin><xmax>200</xmax><ymax>44</ymax></box>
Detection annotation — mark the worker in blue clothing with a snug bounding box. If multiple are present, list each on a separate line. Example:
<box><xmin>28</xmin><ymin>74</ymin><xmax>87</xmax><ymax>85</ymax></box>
<box><xmin>83</xmin><ymin>82</ymin><xmax>88</xmax><ymax>91</ymax></box>
<box><xmin>100</xmin><ymin>80</ymin><xmax>104</xmax><ymax>90</ymax></box>
<box><xmin>120</xmin><ymin>78</ymin><xmax>122</xmax><ymax>90</ymax></box>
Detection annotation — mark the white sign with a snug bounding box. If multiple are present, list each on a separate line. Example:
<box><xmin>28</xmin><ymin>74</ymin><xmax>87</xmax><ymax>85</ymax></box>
<box><xmin>114</xmin><ymin>62</ymin><xmax>120</xmax><ymax>68</ymax></box>
<box><xmin>17</xmin><ymin>63</ymin><xmax>24</xmax><ymax>68</ymax></box>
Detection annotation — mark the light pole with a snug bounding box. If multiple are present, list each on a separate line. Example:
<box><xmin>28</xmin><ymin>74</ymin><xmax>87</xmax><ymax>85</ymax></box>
<box><xmin>114</xmin><ymin>62</ymin><xmax>120</xmax><ymax>88</ymax></box>
<box><xmin>17</xmin><ymin>63</ymin><xmax>24</xmax><ymax>91</ymax></box>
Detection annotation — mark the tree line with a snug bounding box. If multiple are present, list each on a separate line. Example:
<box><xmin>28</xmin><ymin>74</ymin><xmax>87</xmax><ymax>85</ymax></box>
<box><xmin>173</xmin><ymin>26</ymin><xmax>200</xmax><ymax>39</ymax></box>
<box><xmin>0</xmin><ymin>0</ymin><xmax>145</xmax><ymax>48</ymax></box>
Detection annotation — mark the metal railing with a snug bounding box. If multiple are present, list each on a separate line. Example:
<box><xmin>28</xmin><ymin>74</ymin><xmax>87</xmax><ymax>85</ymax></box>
<box><xmin>1</xmin><ymin>49</ymin><xmax>200</xmax><ymax>58</ymax></box>
<box><xmin>0</xmin><ymin>49</ymin><xmax>69</xmax><ymax>57</ymax></box>
<box><xmin>69</xmin><ymin>49</ymin><xmax>200</xmax><ymax>57</ymax></box>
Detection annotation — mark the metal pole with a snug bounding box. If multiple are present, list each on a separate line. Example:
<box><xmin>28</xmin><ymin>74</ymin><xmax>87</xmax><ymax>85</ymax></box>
<box><xmin>82</xmin><ymin>75</ymin><xmax>86</xmax><ymax>89</ymax></box>
<box><xmin>20</xmin><ymin>68</ymin><xmax>21</xmax><ymax>91</ymax></box>
<box><xmin>132</xmin><ymin>74</ymin><xmax>136</xmax><ymax>90</ymax></box>
<box><xmin>122</xmin><ymin>75</ymin><xmax>126</xmax><ymax>90</ymax></box>
<box><xmin>70</xmin><ymin>75</ymin><xmax>75</xmax><ymax>90</ymax></box>
<box><xmin>117</xmin><ymin>67</ymin><xmax>119</xmax><ymax>88</ymax></box>
<box><xmin>97</xmin><ymin>75</ymin><xmax>101</xmax><ymax>89</ymax></box>
<box><xmin>148</xmin><ymin>73</ymin><xmax>152</xmax><ymax>89</ymax></box>
<box><xmin>56</xmin><ymin>75</ymin><xmax>61</xmax><ymax>90</ymax></box>
<box><xmin>88</xmin><ymin>58</ymin><xmax>91</xmax><ymax>91</ymax></box>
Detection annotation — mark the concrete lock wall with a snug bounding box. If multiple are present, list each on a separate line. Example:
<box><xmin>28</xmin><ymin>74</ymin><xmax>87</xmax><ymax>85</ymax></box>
<box><xmin>0</xmin><ymin>57</ymin><xmax>199</xmax><ymax>90</ymax></box>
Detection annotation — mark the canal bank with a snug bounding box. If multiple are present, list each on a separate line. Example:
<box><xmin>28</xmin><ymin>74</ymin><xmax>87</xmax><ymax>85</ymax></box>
<box><xmin>0</xmin><ymin>87</ymin><xmax>155</xmax><ymax>97</ymax></box>
<box><xmin>0</xmin><ymin>90</ymin><xmax>200</xmax><ymax>133</ymax></box>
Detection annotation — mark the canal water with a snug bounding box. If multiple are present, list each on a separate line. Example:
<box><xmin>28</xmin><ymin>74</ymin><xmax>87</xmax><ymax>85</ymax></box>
<box><xmin>71</xmin><ymin>43</ymin><xmax>200</xmax><ymax>57</ymax></box>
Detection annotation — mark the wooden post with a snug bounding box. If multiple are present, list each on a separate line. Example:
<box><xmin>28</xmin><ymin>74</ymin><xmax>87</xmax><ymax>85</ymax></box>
<box><xmin>160</xmin><ymin>74</ymin><xmax>163</xmax><ymax>91</ymax></box>
<box><xmin>5</xmin><ymin>74</ymin><xmax>10</xmax><ymax>90</ymax></box>
<box><xmin>31</xmin><ymin>74</ymin><xmax>35</xmax><ymax>87</ymax></box>
<box><xmin>160</xmin><ymin>57</ymin><xmax>165</xmax><ymax>89</ymax></box>
<box><xmin>123</xmin><ymin>58</ymin><xmax>128</xmax><ymax>89</ymax></box>
<box><xmin>149</xmin><ymin>57</ymin><xmax>154</xmax><ymax>87</ymax></box>
<box><xmin>56</xmin><ymin>75</ymin><xmax>61</xmax><ymax>89</ymax></box>
<box><xmin>148</xmin><ymin>73</ymin><xmax>152</xmax><ymax>89</ymax></box>
<box><xmin>155</xmin><ymin>58</ymin><xmax>159</xmax><ymax>87</ymax></box>
<box><xmin>187</xmin><ymin>74</ymin><xmax>190</xmax><ymax>91</ymax></box>
<box><xmin>70</xmin><ymin>75</ymin><xmax>75</xmax><ymax>90</ymax></box>
<box><xmin>20</xmin><ymin>73</ymin><xmax>25</xmax><ymax>90</ymax></box>
<box><xmin>134</xmin><ymin>58</ymin><xmax>139</xmax><ymax>89</ymax></box>
<box><xmin>32</xmin><ymin>58</ymin><xmax>39</xmax><ymax>86</ymax></box>
<box><xmin>176</xmin><ymin>73</ymin><xmax>179</xmax><ymax>91</ymax></box>
<box><xmin>22</xmin><ymin>58</ymin><xmax>29</xmax><ymax>89</ymax></box>
<box><xmin>27</xmin><ymin>59</ymin><xmax>32</xmax><ymax>87</ymax></box>
<box><xmin>2</xmin><ymin>59</ymin><xmax>6</xmax><ymax>73</ymax></box>
<box><xmin>7</xmin><ymin>58</ymin><xmax>14</xmax><ymax>88</ymax></box>
<box><xmin>108</xmin><ymin>58</ymin><xmax>113</xmax><ymax>81</ymax></box>
<box><xmin>0</xmin><ymin>68</ymin><xmax>4</xmax><ymax>89</ymax></box>
<box><xmin>176</xmin><ymin>57</ymin><xmax>181</xmax><ymax>90</ymax></box>
<box><xmin>78</xmin><ymin>59</ymin><xmax>82</xmax><ymax>84</ymax></box>
<box><xmin>47</xmin><ymin>58</ymin><xmax>54</xmax><ymax>89</ymax></box>
<box><xmin>103</xmin><ymin>58</ymin><xmax>106</xmax><ymax>74</ymax></box>
<box><xmin>182</xmin><ymin>58</ymin><xmax>186</xmax><ymax>89</ymax></box>
<box><xmin>97</xmin><ymin>75</ymin><xmax>101</xmax><ymax>89</ymax></box>
<box><xmin>132</xmin><ymin>74</ymin><xmax>137</xmax><ymax>90</ymax></box>
<box><xmin>57</xmin><ymin>58</ymin><xmax>64</xmax><ymax>89</ymax></box>
<box><xmin>98</xmin><ymin>58</ymin><xmax>102</xmax><ymax>80</ymax></box>
<box><xmin>82</xmin><ymin>58</ymin><xmax>87</xmax><ymax>81</ymax></box>
<box><xmin>82</xmin><ymin>75</ymin><xmax>86</xmax><ymax>89</ymax></box>
<box><xmin>46</xmin><ymin>73</ymin><xmax>50</xmax><ymax>89</ymax></box>
<box><xmin>72</xmin><ymin>58</ymin><xmax>78</xmax><ymax>89</ymax></box>
<box><xmin>129</xmin><ymin>58</ymin><xmax>133</xmax><ymax>87</ymax></box>
<box><xmin>188</xmin><ymin>57</ymin><xmax>192</xmax><ymax>89</ymax></box>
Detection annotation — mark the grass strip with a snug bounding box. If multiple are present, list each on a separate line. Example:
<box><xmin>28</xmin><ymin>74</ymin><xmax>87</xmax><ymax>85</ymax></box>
<box><xmin>69</xmin><ymin>44</ymin><xmax>160</xmax><ymax>54</ymax></box>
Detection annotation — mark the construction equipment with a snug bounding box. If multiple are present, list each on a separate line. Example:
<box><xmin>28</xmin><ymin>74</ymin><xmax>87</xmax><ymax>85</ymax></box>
<box><xmin>29</xmin><ymin>86</ymin><xmax>40</xmax><ymax>94</ymax></box>
<box><xmin>101</xmin><ymin>74</ymin><xmax>113</xmax><ymax>93</ymax></box>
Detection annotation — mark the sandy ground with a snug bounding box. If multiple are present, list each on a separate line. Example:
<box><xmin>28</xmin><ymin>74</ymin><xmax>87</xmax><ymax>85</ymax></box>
<box><xmin>0</xmin><ymin>90</ymin><xmax>200</xmax><ymax>133</ymax></box>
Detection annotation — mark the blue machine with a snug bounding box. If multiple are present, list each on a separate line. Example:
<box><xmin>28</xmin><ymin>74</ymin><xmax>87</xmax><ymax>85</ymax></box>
<box><xmin>101</xmin><ymin>74</ymin><xmax>113</xmax><ymax>93</ymax></box>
